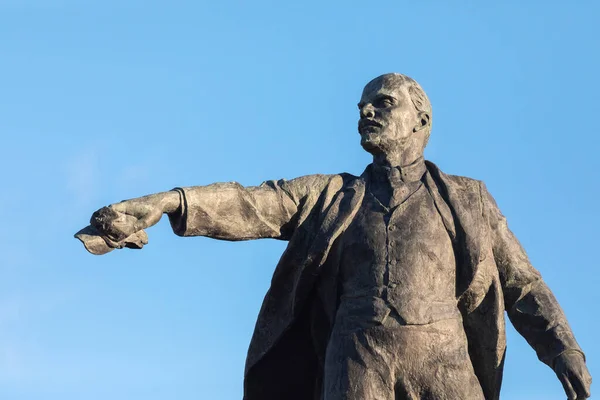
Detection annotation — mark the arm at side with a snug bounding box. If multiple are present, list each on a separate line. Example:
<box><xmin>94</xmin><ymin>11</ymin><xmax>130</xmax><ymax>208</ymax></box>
<box><xmin>482</xmin><ymin>183</ymin><xmax>584</xmax><ymax>367</ymax></box>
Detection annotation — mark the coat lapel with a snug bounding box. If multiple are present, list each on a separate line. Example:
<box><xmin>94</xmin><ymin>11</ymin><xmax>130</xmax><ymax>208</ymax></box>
<box><xmin>423</xmin><ymin>171</ymin><xmax>457</xmax><ymax>242</ymax></box>
<box><xmin>425</xmin><ymin>161</ymin><xmax>491</xmax><ymax>311</ymax></box>
<box><xmin>292</xmin><ymin>175</ymin><xmax>365</xmax><ymax>316</ymax></box>
<box><xmin>310</xmin><ymin>177</ymin><xmax>365</xmax><ymax>262</ymax></box>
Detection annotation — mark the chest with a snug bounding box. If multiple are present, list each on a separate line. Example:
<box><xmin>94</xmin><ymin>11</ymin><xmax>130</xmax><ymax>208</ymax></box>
<box><xmin>341</xmin><ymin>185</ymin><xmax>454</xmax><ymax>265</ymax></box>
<box><xmin>337</xmin><ymin>185</ymin><xmax>456</xmax><ymax>302</ymax></box>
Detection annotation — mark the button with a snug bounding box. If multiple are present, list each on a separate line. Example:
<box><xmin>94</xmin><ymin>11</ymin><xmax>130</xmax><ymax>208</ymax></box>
<box><xmin>389</xmin><ymin>226</ymin><xmax>396</xmax><ymax>232</ymax></box>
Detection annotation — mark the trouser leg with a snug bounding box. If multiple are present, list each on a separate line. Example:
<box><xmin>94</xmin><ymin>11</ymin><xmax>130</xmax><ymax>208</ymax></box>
<box><xmin>392</xmin><ymin>319</ymin><xmax>486</xmax><ymax>400</ymax></box>
<box><xmin>416</xmin><ymin>329</ymin><xmax>485</xmax><ymax>400</ymax></box>
<box><xmin>323</xmin><ymin>327</ymin><xmax>396</xmax><ymax>400</ymax></box>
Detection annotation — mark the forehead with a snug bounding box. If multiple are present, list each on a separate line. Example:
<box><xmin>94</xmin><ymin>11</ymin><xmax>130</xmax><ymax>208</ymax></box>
<box><xmin>360</xmin><ymin>75</ymin><xmax>409</xmax><ymax>102</ymax></box>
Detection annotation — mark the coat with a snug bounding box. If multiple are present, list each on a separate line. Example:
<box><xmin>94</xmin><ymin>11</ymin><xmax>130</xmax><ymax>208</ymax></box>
<box><xmin>168</xmin><ymin>161</ymin><xmax>583</xmax><ymax>400</ymax></box>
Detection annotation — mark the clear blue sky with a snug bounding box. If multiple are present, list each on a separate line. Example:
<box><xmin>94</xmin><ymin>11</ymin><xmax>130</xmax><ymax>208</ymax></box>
<box><xmin>1</xmin><ymin>1</ymin><xmax>599</xmax><ymax>399</ymax></box>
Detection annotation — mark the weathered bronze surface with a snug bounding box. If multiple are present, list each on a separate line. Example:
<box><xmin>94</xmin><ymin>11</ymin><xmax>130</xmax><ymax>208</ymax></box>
<box><xmin>76</xmin><ymin>74</ymin><xmax>591</xmax><ymax>400</ymax></box>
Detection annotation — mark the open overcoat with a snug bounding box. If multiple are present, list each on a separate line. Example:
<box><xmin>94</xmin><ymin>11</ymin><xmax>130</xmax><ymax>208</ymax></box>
<box><xmin>169</xmin><ymin>161</ymin><xmax>583</xmax><ymax>400</ymax></box>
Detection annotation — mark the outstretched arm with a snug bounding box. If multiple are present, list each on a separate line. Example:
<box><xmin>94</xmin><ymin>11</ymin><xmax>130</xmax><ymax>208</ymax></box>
<box><xmin>166</xmin><ymin>178</ymin><xmax>310</xmax><ymax>240</ymax></box>
<box><xmin>79</xmin><ymin>174</ymin><xmax>332</xmax><ymax>253</ymax></box>
<box><xmin>482</xmin><ymin>183</ymin><xmax>591</xmax><ymax>399</ymax></box>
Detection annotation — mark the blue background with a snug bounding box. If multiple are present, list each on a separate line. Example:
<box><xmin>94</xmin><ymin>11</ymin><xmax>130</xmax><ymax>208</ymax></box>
<box><xmin>1</xmin><ymin>1</ymin><xmax>598</xmax><ymax>399</ymax></box>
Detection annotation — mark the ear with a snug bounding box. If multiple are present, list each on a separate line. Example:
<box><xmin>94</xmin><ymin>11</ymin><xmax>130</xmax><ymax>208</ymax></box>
<box><xmin>413</xmin><ymin>112</ymin><xmax>430</xmax><ymax>132</ymax></box>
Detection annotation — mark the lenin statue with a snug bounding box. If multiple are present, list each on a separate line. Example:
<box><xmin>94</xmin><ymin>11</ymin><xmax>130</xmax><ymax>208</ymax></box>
<box><xmin>76</xmin><ymin>73</ymin><xmax>592</xmax><ymax>400</ymax></box>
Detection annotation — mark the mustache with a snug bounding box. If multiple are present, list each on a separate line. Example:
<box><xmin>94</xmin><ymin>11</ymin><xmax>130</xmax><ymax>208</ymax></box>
<box><xmin>358</xmin><ymin>118</ymin><xmax>382</xmax><ymax>132</ymax></box>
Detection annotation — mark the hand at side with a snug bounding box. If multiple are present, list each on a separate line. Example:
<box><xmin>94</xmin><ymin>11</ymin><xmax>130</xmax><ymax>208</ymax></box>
<box><xmin>554</xmin><ymin>350</ymin><xmax>592</xmax><ymax>399</ymax></box>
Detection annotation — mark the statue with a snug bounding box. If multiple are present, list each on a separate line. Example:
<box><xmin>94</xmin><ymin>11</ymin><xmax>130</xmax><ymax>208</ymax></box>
<box><xmin>75</xmin><ymin>73</ymin><xmax>591</xmax><ymax>400</ymax></box>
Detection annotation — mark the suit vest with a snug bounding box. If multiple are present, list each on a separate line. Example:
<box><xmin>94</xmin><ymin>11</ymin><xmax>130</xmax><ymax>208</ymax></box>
<box><xmin>338</xmin><ymin>180</ymin><xmax>459</xmax><ymax>326</ymax></box>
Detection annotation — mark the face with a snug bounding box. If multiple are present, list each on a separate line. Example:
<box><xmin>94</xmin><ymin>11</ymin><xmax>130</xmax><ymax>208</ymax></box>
<box><xmin>357</xmin><ymin>74</ymin><xmax>425</xmax><ymax>156</ymax></box>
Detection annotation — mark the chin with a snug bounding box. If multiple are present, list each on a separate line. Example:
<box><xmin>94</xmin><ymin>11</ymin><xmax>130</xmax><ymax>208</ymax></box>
<box><xmin>360</xmin><ymin>134</ymin><xmax>382</xmax><ymax>154</ymax></box>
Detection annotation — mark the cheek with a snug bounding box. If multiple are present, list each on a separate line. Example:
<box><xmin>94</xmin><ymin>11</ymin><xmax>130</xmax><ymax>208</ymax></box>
<box><xmin>392</xmin><ymin>112</ymin><xmax>414</xmax><ymax>133</ymax></box>
<box><xmin>383</xmin><ymin>117</ymin><xmax>407</xmax><ymax>137</ymax></box>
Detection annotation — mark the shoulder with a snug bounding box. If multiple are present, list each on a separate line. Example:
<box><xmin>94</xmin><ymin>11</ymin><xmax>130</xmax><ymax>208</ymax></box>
<box><xmin>280</xmin><ymin>173</ymin><xmax>349</xmax><ymax>191</ymax></box>
<box><xmin>442</xmin><ymin>174</ymin><xmax>485</xmax><ymax>196</ymax></box>
<box><xmin>270</xmin><ymin>173</ymin><xmax>356</xmax><ymax>205</ymax></box>
<box><xmin>425</xmin><ymin>160</ymin><xmax>484</xmax><ymax>193</ymax></box>
<box><xmin>285</xmin><ymin>172</ymin><xmax>359</xmax><ymax>189</ymax></box>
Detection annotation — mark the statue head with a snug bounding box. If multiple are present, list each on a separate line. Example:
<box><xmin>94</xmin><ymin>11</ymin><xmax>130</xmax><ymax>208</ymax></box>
<box><xmin>358</xmin><ymin>73</ymin><xmax>432</xmax><ymax>164</ymax></box>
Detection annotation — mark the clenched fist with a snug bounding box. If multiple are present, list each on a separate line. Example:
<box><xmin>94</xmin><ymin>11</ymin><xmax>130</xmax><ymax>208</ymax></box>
<box><xmin>75</xmin><ymin>190</ymin><xmax>181</xmax><ymax>255</ymax></box>
<box><xmin>91</xmin><ymin>191</ymin><xmax>179</xmax><ymax>242</ymax></box>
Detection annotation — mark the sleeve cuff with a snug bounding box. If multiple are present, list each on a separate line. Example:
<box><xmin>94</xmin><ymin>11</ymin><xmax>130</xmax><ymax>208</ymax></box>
<box><xmin>167</xmin><ymin>187</ymin><xmax>188</xmax><ymax>236</ymax></box>
<box><xmin>551</xmin><ymin>349</ymin><xmax>586</xmax><ymax>368</ymax></box>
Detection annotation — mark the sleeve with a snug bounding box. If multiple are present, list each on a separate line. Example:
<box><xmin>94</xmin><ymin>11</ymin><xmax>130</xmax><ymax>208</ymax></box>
<box><xmin>481</xmin><ymin>182</ymin><xmax>584</xmax><ymax>367</ymax></box>
<box><xmin>167</xmin><ymin>174</ymin><xmax>332</xmax><ymax>241</ymax></box>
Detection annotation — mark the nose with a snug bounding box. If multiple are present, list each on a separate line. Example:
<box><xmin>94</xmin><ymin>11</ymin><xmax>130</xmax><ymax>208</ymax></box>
<box><xmin>360</xmin><ymin>104</ymin><xmax>375</xmax><ymax>119</ymax></box>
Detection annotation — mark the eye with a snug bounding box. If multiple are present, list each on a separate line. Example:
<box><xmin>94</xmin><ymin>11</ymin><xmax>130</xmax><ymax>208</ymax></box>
<box><xmin>375</xmin><ymin>97</ymin><xmax>394</xmax><ymax>108</ymax></box>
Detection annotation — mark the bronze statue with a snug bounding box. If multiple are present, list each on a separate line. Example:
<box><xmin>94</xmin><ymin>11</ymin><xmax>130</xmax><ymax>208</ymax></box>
<box><xmin>76</xmin><ymin>73</ymin><xmax>591</xmax><ymax>400</ymax></box>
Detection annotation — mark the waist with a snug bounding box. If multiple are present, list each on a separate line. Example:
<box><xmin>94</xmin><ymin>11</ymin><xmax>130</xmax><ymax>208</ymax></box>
<box><xmin>336</xmin><ymin>293</ymin><xmax>460</xmax><ymax>327</ymax></box>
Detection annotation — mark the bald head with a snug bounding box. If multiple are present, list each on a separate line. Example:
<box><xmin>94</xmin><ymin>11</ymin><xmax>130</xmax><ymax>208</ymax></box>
<box><xmin>358</xmin><ymin>73</ymin><xmax>432</xmax><ymax>165</ymax></box>
<box><xmin>362</xmin><ymin>73</ymin><xmax>432</xmax><ymax>138</ymax></box>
